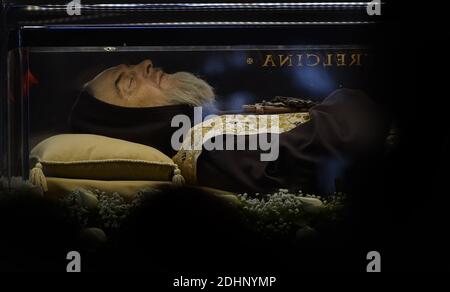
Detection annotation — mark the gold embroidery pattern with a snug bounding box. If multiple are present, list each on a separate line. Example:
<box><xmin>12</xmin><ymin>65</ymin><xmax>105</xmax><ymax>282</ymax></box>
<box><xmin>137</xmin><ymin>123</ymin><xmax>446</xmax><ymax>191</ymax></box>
<box><xmin>172</xmin><ymin>112</ymin><xmax>311</xmax><ymax>184</ymax></box>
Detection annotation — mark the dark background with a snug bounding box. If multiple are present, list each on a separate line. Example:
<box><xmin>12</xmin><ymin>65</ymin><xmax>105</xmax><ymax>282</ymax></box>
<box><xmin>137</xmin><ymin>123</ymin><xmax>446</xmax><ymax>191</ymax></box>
<box><xmin>1</xmin><ymin>0</ymin><xmax>449</xmax><ymax>273</ymax></box>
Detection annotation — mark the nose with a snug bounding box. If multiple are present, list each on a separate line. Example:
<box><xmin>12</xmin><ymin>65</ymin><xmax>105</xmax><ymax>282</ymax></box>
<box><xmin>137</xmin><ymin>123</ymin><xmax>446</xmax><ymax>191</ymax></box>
<box><xmin>139</xmin><ymin>59</ymin><xmax>153</xmax><ymax>77</ymax></box>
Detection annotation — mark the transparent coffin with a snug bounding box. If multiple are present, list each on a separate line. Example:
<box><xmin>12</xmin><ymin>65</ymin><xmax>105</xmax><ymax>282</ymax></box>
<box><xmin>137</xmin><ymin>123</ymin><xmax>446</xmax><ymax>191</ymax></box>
<box><xmin>1</xmin><ymin>1</ymin><xmax>384</xmax><ymax>194</ymax></box>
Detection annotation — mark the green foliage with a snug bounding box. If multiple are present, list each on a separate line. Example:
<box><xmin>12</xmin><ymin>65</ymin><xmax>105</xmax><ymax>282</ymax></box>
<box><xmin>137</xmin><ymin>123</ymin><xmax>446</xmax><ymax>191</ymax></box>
<box><xmin>59</xmin><ymin>188</ymin><xmax>149</xmax><ymax>232</ymax></box>
<box><xmin>2</xmin><ymin>181</ymin><xmax>346</xmax><ymax>242</ymax></box>
<box><xmin>237</xmin><ymin>189</ymin><xmax>346</xmax><ymax>239</ymax></box>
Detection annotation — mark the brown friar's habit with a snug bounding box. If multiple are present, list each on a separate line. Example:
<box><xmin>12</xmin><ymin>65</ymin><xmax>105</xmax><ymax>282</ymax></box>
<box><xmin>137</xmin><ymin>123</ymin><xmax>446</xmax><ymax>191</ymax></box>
<box><xmin>68</xmin><ymin>90</ymin><xmax>196</xmax><ymax>158</ymax></box>
<box><xmin>196</xmin><ymin>89</ymin><xmax>388</xmax><ymax>193</ymax></box>
<box><xmin>69</xmin><ymin>89</ymin><xmax>388</xmax><ymax>194</ymax></box>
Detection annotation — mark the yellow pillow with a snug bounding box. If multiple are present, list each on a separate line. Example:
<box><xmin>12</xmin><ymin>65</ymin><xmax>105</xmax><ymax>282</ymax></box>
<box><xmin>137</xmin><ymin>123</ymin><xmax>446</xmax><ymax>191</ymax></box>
<box><xmin>29</xmin><ymin>134</ymin><xmax>184</xmax><ymax>191</ymax></box>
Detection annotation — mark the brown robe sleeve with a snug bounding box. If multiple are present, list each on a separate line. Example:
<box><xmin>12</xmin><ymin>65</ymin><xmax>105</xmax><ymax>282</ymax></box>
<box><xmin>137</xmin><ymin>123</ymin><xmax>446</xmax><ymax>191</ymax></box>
<box><xmin>197</xmin><ymin>89</ymin><xmax>388</xmax><ymax>193</ymax></box>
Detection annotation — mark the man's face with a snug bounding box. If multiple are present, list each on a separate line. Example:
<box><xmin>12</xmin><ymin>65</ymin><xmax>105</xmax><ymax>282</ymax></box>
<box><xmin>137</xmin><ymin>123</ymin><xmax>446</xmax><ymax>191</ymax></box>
<box><xmin>87</xmin><ymin>59</ymin><xmax>214</xmax><ymax>107</ymax></box>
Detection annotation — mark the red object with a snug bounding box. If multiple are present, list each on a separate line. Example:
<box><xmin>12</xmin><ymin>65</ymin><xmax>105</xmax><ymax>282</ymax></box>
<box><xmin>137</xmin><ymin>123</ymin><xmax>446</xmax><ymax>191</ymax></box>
<box><xmin>23</xmin><ymin>69</ymin><xmax>38</xmax><ymax>97</ymax></box>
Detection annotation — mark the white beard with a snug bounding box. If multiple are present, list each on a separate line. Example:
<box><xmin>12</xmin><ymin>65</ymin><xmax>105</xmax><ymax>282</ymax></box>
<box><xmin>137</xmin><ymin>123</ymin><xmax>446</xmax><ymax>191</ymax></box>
<box><xmin>164</xmin><ymin>72</ymin><xmax>215</xmax><ymax>107</ymax></box>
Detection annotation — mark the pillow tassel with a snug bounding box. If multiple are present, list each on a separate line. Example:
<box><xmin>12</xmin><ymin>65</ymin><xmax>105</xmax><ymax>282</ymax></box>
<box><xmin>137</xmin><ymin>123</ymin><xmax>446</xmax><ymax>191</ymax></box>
<box><xmin>30</xmin><ymin>162</ymin><xmax>48</xmax><ymax>192</ymax></box>
<box><xmin>172</xmin><ymin>166</ymin><xmax>185</xmax><ymax>186</ymax></box>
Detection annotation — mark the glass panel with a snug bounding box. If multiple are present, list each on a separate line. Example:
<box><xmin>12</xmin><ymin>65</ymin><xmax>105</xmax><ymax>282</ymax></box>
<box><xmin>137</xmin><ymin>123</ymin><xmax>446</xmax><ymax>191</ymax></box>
<box><xmin>28</xmin><ymin>45</ymin><xmax>373</xmax><ymax>150</ymax></box>
<box><xmin>4</xmin><ymin>48</ymin><xmax>29</xmax><ymax>181</ymax></box>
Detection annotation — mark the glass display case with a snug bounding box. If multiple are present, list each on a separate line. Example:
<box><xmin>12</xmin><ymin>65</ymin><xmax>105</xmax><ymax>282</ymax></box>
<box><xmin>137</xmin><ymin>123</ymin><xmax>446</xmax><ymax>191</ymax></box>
<box><xmin>2</xmin><ymin>1</ymin><xmax>411</xmax><ymax>273</ymax></box>
<box><xmin>1</xmin><ymin>1</ymin><xmax>383</xmax><ymax>186</ymax></box>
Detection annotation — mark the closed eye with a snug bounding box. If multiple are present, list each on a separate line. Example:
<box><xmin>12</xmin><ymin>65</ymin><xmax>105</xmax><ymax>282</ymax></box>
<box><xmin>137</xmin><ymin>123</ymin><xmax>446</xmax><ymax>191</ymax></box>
<box><xmin>129</xmin><ymin>76</ymin><xmax>133</xmax><ymax>88</ymax></box>
<box><xmin>115</xmin><ymin>72</ymin><xmax>124</xmax><ymax>93</ymax></box>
